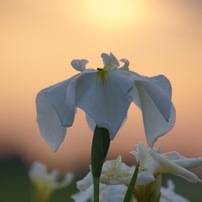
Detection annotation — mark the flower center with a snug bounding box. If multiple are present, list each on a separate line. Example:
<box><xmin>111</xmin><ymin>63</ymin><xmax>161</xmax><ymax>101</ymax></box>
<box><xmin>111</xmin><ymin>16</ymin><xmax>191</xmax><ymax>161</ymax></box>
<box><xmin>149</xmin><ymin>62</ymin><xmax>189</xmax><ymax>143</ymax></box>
<box><xmin>97</xmin><ymin>68</ymin><xmax>108</xmax><ymax>87</ymax></box>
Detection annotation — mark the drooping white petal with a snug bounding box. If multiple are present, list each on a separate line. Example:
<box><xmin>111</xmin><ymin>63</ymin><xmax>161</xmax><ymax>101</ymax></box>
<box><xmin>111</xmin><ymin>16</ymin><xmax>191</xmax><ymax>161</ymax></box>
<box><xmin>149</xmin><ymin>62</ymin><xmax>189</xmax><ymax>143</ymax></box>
<box><xmin>149</xmin><ymin>75</ymin><xmax>172</xmax><ymax>99</ymax></box>
<box><xmin>128</xmin><ymin>73</ymin><xmax>172</xmax><ymax>101</ymax></box>
<box><xmin>163</xmin><ymin>152</ymin><xmax>202</xmax><ymax>168</ymax></box>
<box><xmin>135</xmin><ymin>83</ymin><xmax>176</xmax><ymax>148</ymax></box>
<box><xmin>102</xmin><ymin>53</ymin><xmax>119</xmax><ymax>70</ymax></box>
<box><xmin>135</xmin><ymin>76</ymin><xmax>172</xmax><ymax>121</ymax></box>
<box><xmin>131</xmin><ymin>143</ymin><xmax>202</xmax><ymax>186</ymax></box>
<box><xmin>71</xmin><ymin>59</ymin><xmax>88</xmax><ymax>71</ymax></box>
<box><xmin>120</xmin><ymin>71</ymin><xmax>175</xmax><ymax>147</ymax></box>
<box><xmin>145</xmin><ymin>149</ymin><xmax>201</xmax><ymax>183</ymax></box>
<box><xmin>36</xmin><ymin>91</ymin><xmax>67</xmax><ymax>152</ymax></box>
<box><xmin>43</xmin><ymin>77</ymin><xmax>77</xmax><ymax>126</ymax></box>
<box><xmin>36</xmin><ymin>76</ymin><xmax>79</xmax><ymax>151</ymax></box>
<box><xmin>68</xmin><ymin>70</ymin><xmax>134</xmax><ymax>139</ymax></box>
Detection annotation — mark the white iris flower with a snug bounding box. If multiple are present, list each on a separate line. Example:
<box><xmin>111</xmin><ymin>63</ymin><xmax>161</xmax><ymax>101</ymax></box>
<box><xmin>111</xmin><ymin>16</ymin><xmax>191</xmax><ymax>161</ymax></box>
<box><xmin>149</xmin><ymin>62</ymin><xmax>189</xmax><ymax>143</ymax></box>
<box><xmin>72</xmin><ymin>142</ymin><xmax>202</xmax><ymax>202</ymax></box>
<box><xmin>36</xmin><ymin>53</ymin><xmax>175</xmax><ymax>151</ymax></box>
<box><xmin>130</xmin><ymin>142</ymin><xmax>202</xmax><ymax>184</ymax></box>
<box><xmin>29</xmin><ymin>162</ymin><xmax>74</xmax><ymax>202</ymax></box>
<box><xmin>75</xmin><ymin>155</ymin><xmax>154</xmax><ymax>191</ymax></box>
<box><xmin>130</xmin><ymin>142</ymin><xmax>202</xmax><ymax>201</ymax></box>
<box><xmin>72</xmin><ymin>182</ymin><xmax>190</xmax><ymax>202</ymax></box>
<box><xmin>160</xmin><ymin>180</ymin><xmax>190</xmax><ymax>202</ymax></box>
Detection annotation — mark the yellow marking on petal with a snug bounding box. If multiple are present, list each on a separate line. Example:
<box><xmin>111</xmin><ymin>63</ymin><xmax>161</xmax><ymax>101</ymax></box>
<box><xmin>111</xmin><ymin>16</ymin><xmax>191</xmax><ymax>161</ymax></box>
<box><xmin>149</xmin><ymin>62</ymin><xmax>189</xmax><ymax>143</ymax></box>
<box><xmin>97</xmin><ymin>69</ymin><xmax>108</xmax><ymax>87</ymax></box>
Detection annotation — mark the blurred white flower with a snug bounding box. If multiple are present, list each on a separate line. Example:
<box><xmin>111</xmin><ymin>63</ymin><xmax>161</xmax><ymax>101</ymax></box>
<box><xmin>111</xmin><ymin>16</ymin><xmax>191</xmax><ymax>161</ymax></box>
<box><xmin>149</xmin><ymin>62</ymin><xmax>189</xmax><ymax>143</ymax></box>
<box><xmin>36</xmin><ymin>52</ymin><xmax>175</xmax><ymax>151</ymax></box>
<box><xmin>72</xmin><ymin>142</ymin><xmax>202</xmax><ymax>202</ymax></box>
<box><xmin>72</xmin><ymin>156</ymin><xmax>145</xmax><ymax>202</ymax></box>
<box><xmin>72</xmin><ymin>179</ymin><xmax>190</xmax><ymax>202</ymax></box>
<box><xmin>76</xmin><ymin>156</ymin><xmax>132</xmax><ymax>191</ymax></box>
<box><xmin>160</xmin><ymin>180</ymin><xmax>190</xmax><ymax>202</ymax></box>
<box><xmin>29</xmin><ymin>161</ymin><xmax>74</xmax><ymax>202</ymax></box>
<box><xmin>131</xmin><ymin>142</ymin><xmax>202</xmax><ymax>184</ymax></box>
<box><xmin>76</xmin><ymin>155</ymin><xmax>154</xmax><ymax>192</ymax></box>
<box><xmin>130</xmin><ymin>142</ymin><xmax>202</xmax><ymax>201</ymax></box>
<box><xmin>72</xmin><ymin>183</ymin><xmax>108</xmax><ymax>202</ymax></box>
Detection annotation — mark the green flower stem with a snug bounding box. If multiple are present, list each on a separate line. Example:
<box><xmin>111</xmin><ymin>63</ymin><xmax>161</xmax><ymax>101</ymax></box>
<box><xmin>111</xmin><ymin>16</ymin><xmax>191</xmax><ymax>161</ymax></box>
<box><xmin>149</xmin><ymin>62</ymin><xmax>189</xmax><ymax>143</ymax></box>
<box><xmin>93</xmin><ymin>177</ymin><xmax>100</xmax><ymax>202</ymax></box>
<box><xmin>31</xmin><ymin>189</ymin><xmax>51</xmax><ymax>202</ymax></box>
<box><xmin>91</xmin><ymin>126</ymin><xmax>110</xmax><ymax>202</ymax></box>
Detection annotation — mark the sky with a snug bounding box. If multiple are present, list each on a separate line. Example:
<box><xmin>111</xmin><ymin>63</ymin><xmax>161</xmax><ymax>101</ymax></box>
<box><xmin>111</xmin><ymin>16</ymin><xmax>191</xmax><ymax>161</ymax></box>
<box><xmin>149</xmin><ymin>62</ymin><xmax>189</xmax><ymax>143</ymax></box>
<box><xmin>0</xmin><ymin>0</ymin><xmax>202</xmax><ymax>174</ymax></box>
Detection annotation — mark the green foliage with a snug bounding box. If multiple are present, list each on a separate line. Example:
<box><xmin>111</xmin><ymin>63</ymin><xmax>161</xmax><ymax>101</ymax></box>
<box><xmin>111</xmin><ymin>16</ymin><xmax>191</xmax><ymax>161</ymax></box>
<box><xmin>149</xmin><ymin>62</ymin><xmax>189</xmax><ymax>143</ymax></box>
<box><xmin>0</xmin><ymin>157</ymin><xmax>31</xmax><ymax>202</ymax></box>
<box><xmin>91</xmin><ymin>126</ymin><xmax>110</xmax><ymax>178</ymax></box>
<box><xmin>91</xmin><ymin>126</ymin><xmax>110</xmax><ymax>202</ymax></box>
<box><xmin>124</xmin><ymin>162</ymin><xmax>139</xmax><ymax>202</ymax></box>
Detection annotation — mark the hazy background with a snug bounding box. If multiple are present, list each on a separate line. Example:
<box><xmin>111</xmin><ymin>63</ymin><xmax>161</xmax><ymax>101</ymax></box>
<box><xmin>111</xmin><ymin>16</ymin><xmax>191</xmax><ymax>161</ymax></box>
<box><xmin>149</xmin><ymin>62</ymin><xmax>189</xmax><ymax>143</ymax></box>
<box><xmin>0</xmin><ymin>0</ymin><xmax>202</xmax><ymax>178</ymax></box>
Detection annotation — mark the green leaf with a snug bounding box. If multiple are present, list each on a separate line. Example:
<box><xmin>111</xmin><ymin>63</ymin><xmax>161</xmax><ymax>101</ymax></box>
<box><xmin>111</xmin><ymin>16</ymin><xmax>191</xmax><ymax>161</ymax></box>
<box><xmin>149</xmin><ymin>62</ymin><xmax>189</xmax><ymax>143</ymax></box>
<box><xmin>91</xmin><ymin>126</ymin><xmax>110</xmax><ymax>178</ymax></box>
<box><xmin>91</xmin><ymin>126</ymin><xmax>110</xmax><ymax>202</ymax></box>
<box><xmin>124</xmin><ymin>162</ymin><xmax>140</xmax><ymax>202</ymax></box>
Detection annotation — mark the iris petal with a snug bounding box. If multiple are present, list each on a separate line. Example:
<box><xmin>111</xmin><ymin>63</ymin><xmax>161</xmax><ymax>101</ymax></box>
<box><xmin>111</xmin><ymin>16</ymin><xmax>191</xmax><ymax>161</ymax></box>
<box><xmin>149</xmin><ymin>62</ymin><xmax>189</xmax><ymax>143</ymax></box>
<box><xmin>136</xmin><ymin>83</ymin><xmax>176</xmax><ymax>148</ymax></box>
<box><xmin>102</xmin><ymin>53</ymin><xmax>119</xmax><ymax>70</ymax></box>
<box><xmin>120</xmin><ymin>71</ymin><xmax>175</xmax><ymax>147</ymax></box>
<box><xmin>71</xmin><ymin>59</ymin><xmax>88</xmax><ymax>71</ymax></box>
<box><xmin>36</xmin><ymin>77</ymin><xmax>77</xmax><ymax>151</ymax></box>
<box><xmin>146</xmin><ymin>150</ymin><xmax>201</xmax><ymax>183</ymax></box>
<box><xmin>36</xmin><ymin>91</ymin><xmax>67</xmax><ymax>152</ymax></box>
<box><xmin>163</xmin><ymin>152</ymin><xmax>202</xmax><ymax>169</ymax></box>
<box><xmin>131</xmin><ymin>143</ymin><xmax>202</xmax><ymax>184</ymax></box>
<box><xmin>36</xmin><ymin>53</ymin><xmax>176</xmax><ymax>151</ymax></box>
<box><xmin>119</xmin><ymin>58</ymin><xmax>129</xmax><ymax>71</ymax></box>
<box><xmin>86</xmin><ymin>111</ymin><xmax>128</xmax><ymax>133</ymax></box>
<box><xmin>135</xmin><ymin>74</ymin><xmax>172</xmax><ymax>121</ymax></box>
<box><xmin>71</xmin><ymin>70</ymin><xmax>133</xmax><ymax>139</ymax></box>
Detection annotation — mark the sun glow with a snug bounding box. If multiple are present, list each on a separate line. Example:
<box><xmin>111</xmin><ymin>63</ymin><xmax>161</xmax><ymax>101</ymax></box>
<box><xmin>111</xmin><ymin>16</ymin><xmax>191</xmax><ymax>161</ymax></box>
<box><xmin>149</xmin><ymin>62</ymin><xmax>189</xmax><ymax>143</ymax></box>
<box><xmin>80</xmin><ymin>0</ymin><xmax>146</xmax><ymax>28</ymax></box>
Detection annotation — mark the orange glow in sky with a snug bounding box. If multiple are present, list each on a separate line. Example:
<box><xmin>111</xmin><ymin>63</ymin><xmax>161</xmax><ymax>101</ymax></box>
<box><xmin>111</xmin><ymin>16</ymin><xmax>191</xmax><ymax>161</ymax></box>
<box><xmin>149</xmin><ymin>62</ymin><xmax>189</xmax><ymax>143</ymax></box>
<box><xmin>0</xmin><ymin>0</ymin><xmax>202</xmax><ymax>174</ymax></box>
<box><xmin>78</xmin><ymin>0</ymin><xmax>146</xmax><ymax>27</ymax></box>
